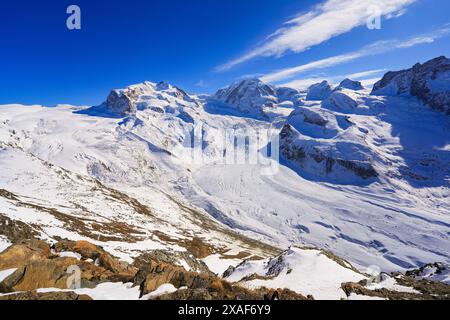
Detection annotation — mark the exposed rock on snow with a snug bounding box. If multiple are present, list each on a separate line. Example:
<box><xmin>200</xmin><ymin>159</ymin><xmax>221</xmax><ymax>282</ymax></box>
<box><xmin>106</xmin><ymin>81</ymin><xmax>198</xmax><ymax>116</ymax></box>
<box><xmin>214</xmin><ymin>79</ymin><xmax>299</xmax><ymax>118</ymax></box>
<box><xmin>306</xmin><ymin>81</ymin><xmax>333</xmax><ymax>100</ymax></box>
<box><xmin>405</xmin><ymin>263</ymin><xmax>450</xmax><ymax>284</ymax></box>
<box><xmin>372</xmin><ymin>56</ymin><xmax>450</xmax><ymax>114</ymax></box>
<box><xmin>0</xmin><ymin>291</ymin><xmax>93</xmax><ymax>300</ymax></box>
<box><xmin>280</xmin><ymin>106</ymin><xmax>378</xmax><ymax>182</ymax></box>
<box><xmin>225</xmin><ymin>247</ymin><xmax>364</xmax><ymax>300</ymax></box>
<box><xmin>106</xmin><ymin>88</ymin><xmax>138</xmax><ymax>116</ymax></box>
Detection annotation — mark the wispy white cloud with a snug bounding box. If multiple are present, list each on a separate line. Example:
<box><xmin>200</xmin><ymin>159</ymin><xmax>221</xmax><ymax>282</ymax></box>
<box><xmin>261</xmin><ymin>26</ymin><xmax>450</xmax><ymax>83</ymax></box>
<box><xmin>216</xmin><ymin>0</ymin><xmax>416</xmax><ymax>71</ymax></box>
<box><xmin>280</xmin><ymin>68</ymin><xmax>386</xmax><ymax>90</ymax></box>
<box><xmin>195</xmin><ymin>80</ymin><xmax>208</xmax><ymax>88</ymax></box>
<box><xmin>345</xmin><ymin>69</ymin><xmax>387</xmax><ymax>79</ymax></box>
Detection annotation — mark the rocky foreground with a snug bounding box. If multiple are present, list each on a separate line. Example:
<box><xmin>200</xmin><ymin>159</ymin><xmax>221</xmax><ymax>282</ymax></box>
<box><xmin>0</xmin><ymin>238</ymin><xmax>449</xmax><ymax>300</ymax></box>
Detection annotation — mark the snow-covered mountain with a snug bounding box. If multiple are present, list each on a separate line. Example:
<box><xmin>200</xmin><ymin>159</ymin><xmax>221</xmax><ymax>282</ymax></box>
<box><xmin>306</xmin><ymin>80</ymin><xmax>334</xmax><ymax>100</ymax></box>
<box><xmin>0</xmin><ymin>57</ymin><xmax>449</xmax><ymax>300</ymax></box>
<box><xmin>372</xmin><ymin>56</ymin><xmax>450</xmax><ymax>114</ymax></box>
<box><xmin>213</xmin><ymin>79</ymin><xmax>300</xmax><ymax>119</ymax></box>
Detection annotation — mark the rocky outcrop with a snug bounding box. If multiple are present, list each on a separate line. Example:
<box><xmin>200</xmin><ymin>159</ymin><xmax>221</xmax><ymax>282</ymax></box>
<box><xmin>133</xmin><ymin>250</ymin><xmax>213</xmax><ymax>276</ymax></box>
<box><xmin>0</xmin><ymin>240</ymin><xmax>137</xmax><ymax>294</ymax></box>
<box><xmin>342</xmin><ymin>275</ymin><xmax>450</xmax><ymax>300</ymax></box>
<box><xmin>372</xmin><ymin>56</ymin><xmax>450</xmax><ymax>114</ymax></box>
<box><xmin>106</xmin><ymin>89</ymin><xmax>139</xmax><ymax>116</ymax></box>
<box><xmin>156</xmin><ymin>287</ymin><xmax>310</xmax><ymax>300</ymax></box>
<box><xmin>306</xmin><ymin>81</ymin><xmax>333</xmax><ymax>100</ymax></box>
<box><xmin>405</xmin><ymin>263</ymin><xmax>450</xmax><ymax>284</ymax></box>
<box><xmin>133</xmin><ymin>258</ymin><xmax>309</xmax><ymax>300</ymax></box>
<box><xmin>0</xmin><ymin>239</ymin><xmax>309</xmax><ymax>300</ymax></box>
<box><xmin>53</xmin><ymin>240</ymin><xmax>137</xmax><ymax>276</ymax></box>
<box><xmin>1</xmin><ymin>239</ymin><xmax>449</xmax><ymax>300</ymax></box>
<box><xmin>279</xmin><ymin>112</ymin><xmax>378</xmax><ymax>182</ymax></box>
<box><xmin>0</xmin><ymin>239</ymin><xmax>51</xmax><ymax>271</ymax></box>
<box><xmin>0</xmin><ymin>215</ymin><xmax>39</xmax><ymax>244</ymax></box>
<box><xmin>0</xmin><ymin>291</ymin><xmax>92</xmax><ymax>300</ymax></box>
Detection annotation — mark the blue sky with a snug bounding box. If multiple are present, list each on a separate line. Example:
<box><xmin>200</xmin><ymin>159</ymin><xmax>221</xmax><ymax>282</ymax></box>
<box><xmin>0</xmin><ymin>0</ymin><xmax>449</xmax><ymax>106</ymax></box>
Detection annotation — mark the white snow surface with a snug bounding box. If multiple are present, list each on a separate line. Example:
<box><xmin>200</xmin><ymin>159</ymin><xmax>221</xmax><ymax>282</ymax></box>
<box><xmin>37</xmin><ymin>282</ymin><xmax>141</xmax><ymax>300</ymax></box>
<box><xmin>226</xmin><ymin>247</ymin><xmax>365</xmax><ymax>300</ymax></box>
<box><xmin>142</xmin><ymin>283</ymin><xmax>178</xmax><ymax>300</ymax></box>
<box><xmin>0</xmin><ymin>268</ymin><xmax>17</xmax><ymax>282</ymax></box>
<box><xmin>0</xmin><ymin>236</ymin><xmax>11</xmax><ymax>253</ymax></box>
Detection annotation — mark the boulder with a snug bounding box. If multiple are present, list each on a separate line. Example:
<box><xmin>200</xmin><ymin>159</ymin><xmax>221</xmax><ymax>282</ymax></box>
<box><xmin>53</xmin><ymin>240</ymin><xmax>137</xmax><ymax>276</ymax></box>
<box><xmin>0</xmin><ymin>239</ymin><xmax>51</xmax><ymax>270</ymax></box>
<box><xmin>0</xmin><ymin>240</ymin><xmax>137</xmax><ymax>293</ymax></box>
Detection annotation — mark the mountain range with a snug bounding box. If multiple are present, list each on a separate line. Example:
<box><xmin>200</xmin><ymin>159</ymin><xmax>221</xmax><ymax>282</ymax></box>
<box><xmin>0</xmin><ymin>56</ymin><xmax>449</xmax><ymax>300</ymax></box>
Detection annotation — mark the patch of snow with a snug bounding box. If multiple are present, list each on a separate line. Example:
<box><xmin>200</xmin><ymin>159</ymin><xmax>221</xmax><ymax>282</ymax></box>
<box><xmin>347</xmin><ymin>293</ymin><xmax>386</xmax><ymax>300</ymax></box>
<box><xmin>0</xmin><ymin>236</ymin><xmax>11</xmax><ymax>253</ymax></box>
<box><xmin>37</xmin><ymin>282</ymin><xmax>141</xmax><ymax>300</ymax></box>
<box><xmin>58</xmin><ymin>251</ymin><xmax>82</xmax><ymax>260</ymax></box>
<box><xmin>141</xmin><ymin>283</ymin><xmax>178</xmax><ymax>300</ymax></box>
<box><xmin>227</xmin><ymin>247</ymin><xmax>366</xmax><ymax>300</ymax></box>
<box><xmin>368</xmin><ymin>275</ymin><xmax>421</xmax><ymax>294</ymax></box>
<box><xmin>177</xmin><ymin>259</ymin><xmax>192</xmax><ymax>272</ymax></box>
<box><xmin>202</xmin><ymin>254</ymin><xmax>243</xmax><ymax>276</ymax></box>
<box><xmin>0</xmin><ymin>268</ymin><xmax>17</xmax><ymax>282</ymax></box>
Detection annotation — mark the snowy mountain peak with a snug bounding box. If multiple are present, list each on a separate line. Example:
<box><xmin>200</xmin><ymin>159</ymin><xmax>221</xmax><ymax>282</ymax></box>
<box><xmin>213</xmin><ymin>78</ymin><xmax>302</xmax><ymax>119</ymax></box>
<box><xmin>105</xmin><ymin>81</ymin><xmax>196</xmax><ymax>116</ymax></box>
<box><xmin>336</xmin><ymin>78</ymin><xmax>364</xmax><ymax>91</ymax></box>
<box><xmin>306</xmin><ymin>81</ymin><xmax>334</xmax><ymax>100</ymax></box>
<box><xmin>372</xmin><ymin>56</ymin><xmax>450</xmax><ymax>114</ymax></box>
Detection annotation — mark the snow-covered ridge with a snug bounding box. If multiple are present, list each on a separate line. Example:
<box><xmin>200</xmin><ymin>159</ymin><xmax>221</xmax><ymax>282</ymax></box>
<box><xmin>372</xmin><ymin>56</ymin><xmax>450</xmax><ymax>114</ymax></box>
<box><xmin>105</xmin><ymin>81</ymin><xmax>198</xmax><ymax>116</ymax></box>
<box><xmin>214</xmin><ymin>79</ymin><xmax>301</xmax><ymax>119</ymax></box>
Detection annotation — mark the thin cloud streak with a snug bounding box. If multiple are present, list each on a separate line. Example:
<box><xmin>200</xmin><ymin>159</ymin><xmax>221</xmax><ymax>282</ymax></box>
<box><xmin>216</xmin><ymin>0</ymin><xmax>416</xmax><ymax>71</ymax></box>
<box><xmin>261</xmin><ymin>26</ymin><xmax>450</xmax><ymax>83</ymax></box>
<box><xmin>280</xmin><ymin>68</ymin><xmax>387</xmax><ymax>90</ymax></box>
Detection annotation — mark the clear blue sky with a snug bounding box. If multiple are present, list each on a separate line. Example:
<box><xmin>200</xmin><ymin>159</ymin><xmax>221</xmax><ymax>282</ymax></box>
<box><xmin>0</xmin><ymin>0</ymin><xmax>449</xmax><ymax>106</ymax></box>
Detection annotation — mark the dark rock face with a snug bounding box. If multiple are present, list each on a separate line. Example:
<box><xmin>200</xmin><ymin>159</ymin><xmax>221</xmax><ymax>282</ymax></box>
<box><xmin>372</xmin><ymin>56</ymin><xmax>450</xmax><ymax>114</ymax></box>
<box><xmin>106</xmin><ymin>89</ymin><xmax>139</xmax><ymax>116</ymax></box>
<box><xmin>279</xmin><ymin>124</ymin><xmax>378</xmax><ymax>181</ymax></box>
<box><xmin>0</xmin><ymin>214</ymin><xmax>39</xmax><ymax>244</ymax></box>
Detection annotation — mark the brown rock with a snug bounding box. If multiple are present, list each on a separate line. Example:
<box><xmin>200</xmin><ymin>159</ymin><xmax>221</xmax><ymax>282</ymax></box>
<box><xmin>53</xmin><ymin>240</ymin><xmax>137</xmax><ymax>277</ymax></box>
<box><xmin>0</xmin><ymin>291</ymin><xmax>93</xmax><ymax>300</ymax></box>
<box><xmin>3</xmin><ymin>257</ymin><xmax>118</xmax><ymax>292</ymax></box>
<box><xmin>0</xmin><ymin>239</ymin><xmax>51</xmax><ymax>270</ymax></box>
